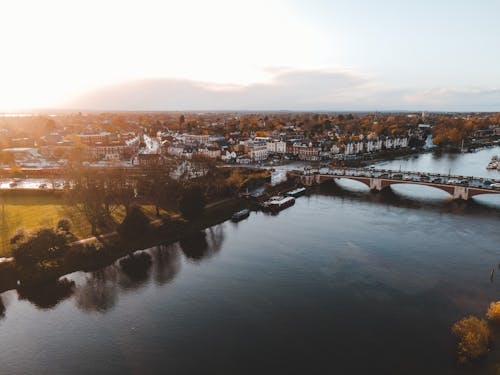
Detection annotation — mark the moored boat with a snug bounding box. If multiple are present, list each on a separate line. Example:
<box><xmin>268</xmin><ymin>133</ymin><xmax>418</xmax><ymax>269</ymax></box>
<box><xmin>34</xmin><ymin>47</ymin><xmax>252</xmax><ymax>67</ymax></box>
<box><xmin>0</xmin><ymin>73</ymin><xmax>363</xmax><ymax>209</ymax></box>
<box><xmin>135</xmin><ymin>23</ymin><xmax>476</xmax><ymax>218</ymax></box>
<box><xmin>231</xmin><ymin>209</ymin><xmax>250</xmax><ymax>222</ymax></box>
<box><xmin>286</xmin><ymin>187</ymin><xmax>306</xmax><ymax>198</ymax></box>
<box><xmin>261</xmin><ymin>196</ymin><xmax>295</xmax><ymax>212</ymax></box>
<box><xmin>487</xmin><ymin>156</ymin><xmax>499</xmax><ymax>170</ymax></box>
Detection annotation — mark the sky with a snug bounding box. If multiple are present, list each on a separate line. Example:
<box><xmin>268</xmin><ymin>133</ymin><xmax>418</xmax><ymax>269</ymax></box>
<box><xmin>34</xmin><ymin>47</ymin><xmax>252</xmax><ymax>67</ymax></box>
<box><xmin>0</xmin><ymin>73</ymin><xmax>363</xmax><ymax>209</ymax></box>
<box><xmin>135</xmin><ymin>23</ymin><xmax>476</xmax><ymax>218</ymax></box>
<box><xmin>1</xmin><ymin>0</ymin><xmax>499</xmax><ymax>111</ymax></box>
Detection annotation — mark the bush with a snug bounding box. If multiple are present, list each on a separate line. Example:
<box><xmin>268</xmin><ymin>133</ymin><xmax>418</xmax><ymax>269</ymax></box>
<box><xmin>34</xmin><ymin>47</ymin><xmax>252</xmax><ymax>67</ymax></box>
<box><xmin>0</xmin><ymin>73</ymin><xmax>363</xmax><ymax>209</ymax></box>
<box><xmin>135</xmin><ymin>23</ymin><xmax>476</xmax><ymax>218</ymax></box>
<box><xmin>179</xmin><ymin>185</ymin><xmax>206</xmax><ymax>220</ymax></box>
<box><xmin>12</xmin><ymin>227</ymin><xmax>70</xmax><ymax>264</ymax></box>
<box><xmin>57</xmin><ymin>218</ymin><xmax>72</xmax><ymax>233</ymax></box>
<box><xmin>10</xmin><ymin>228</ymin><xmax>27</xmax><ymax>244</ymax></box>
<box><xmin>117</xmin><ymin>205</ymin><xmax>151</xmax><ymax>240</ymax></box>
<box><xmin>487</xmin><ymin>302</ymin><xmax>500</xmax><ymax>323</ymax></box>
<box><xmin>452</xmin><ymin>316</ymin><xmax>491</xmax><ymax>364</ymax></box>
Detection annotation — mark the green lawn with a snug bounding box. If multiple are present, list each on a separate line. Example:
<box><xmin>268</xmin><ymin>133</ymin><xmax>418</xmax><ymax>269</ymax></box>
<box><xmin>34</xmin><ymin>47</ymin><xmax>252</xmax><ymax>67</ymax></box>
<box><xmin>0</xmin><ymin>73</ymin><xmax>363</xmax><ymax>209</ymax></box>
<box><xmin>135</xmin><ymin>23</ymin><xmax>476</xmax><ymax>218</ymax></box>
<box><xmin>0</xmin><ymin>194</ymin><xmax>168</xmax><ymax>257</ymax></box>
<box><xmin>0</xmin><ymin>195</ymin><xmax>92</xmax><ymax>256</ymax></box>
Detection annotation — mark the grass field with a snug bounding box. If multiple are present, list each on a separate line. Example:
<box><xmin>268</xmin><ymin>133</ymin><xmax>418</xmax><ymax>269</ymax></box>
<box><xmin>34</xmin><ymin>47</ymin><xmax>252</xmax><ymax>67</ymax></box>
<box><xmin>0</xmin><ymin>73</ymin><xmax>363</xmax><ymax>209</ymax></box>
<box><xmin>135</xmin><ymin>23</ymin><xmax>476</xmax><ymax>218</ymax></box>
<box><xmin>0</xmin><ymin>193</ymin><xmax>167</xmax><ymax>257</ymax></box>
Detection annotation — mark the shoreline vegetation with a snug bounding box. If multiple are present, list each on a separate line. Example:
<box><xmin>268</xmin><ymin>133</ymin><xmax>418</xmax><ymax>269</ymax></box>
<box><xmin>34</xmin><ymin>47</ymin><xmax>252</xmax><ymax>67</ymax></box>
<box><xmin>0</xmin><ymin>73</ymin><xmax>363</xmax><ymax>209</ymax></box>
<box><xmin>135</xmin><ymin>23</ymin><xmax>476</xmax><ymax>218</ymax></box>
<box><xmin>0</xmin><ymin>164</ymin><xmax>273</xmax><ymax>292</ymax></box>
<box><xmin>0</xmin><ymin>195</ymin><xmax>251</xmax><ymax>293</ymax></box>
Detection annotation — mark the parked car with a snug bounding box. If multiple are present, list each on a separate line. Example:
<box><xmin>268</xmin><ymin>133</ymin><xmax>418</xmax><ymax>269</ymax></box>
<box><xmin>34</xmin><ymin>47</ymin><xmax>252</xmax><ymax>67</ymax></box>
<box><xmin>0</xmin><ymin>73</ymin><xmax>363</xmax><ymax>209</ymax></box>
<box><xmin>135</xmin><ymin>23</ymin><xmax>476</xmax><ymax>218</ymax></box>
<box><xmin>392</xmin><ymin>173</ymin><xmax>403</xmax><ymax>180</ymax></box>
<box><xmin>431</xmin><ymin>178</ymin><xmax>442</xmax><ymax>183</ymax></box>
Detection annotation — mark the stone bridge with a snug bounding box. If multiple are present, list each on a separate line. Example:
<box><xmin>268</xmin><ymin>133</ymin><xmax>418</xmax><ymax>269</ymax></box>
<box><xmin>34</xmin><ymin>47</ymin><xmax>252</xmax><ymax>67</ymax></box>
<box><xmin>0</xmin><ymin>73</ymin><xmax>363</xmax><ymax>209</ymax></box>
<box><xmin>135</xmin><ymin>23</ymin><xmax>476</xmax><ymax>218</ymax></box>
<box><xmin>295</xmin><ymin>169</ymin><xmax>500</xmax><ymax>201</ymax></box>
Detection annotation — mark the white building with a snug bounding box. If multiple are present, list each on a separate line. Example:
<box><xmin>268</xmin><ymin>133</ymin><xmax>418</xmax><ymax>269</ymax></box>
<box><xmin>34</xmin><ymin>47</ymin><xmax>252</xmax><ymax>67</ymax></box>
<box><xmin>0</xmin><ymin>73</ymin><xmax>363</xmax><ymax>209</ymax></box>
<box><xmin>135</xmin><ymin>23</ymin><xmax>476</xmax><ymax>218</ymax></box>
<box><xmin>243</xmin><ymin>140</ymin><xmax>269</xmax><ymax>162</ymax></box>
<box><xmin>267</xmin><ymin>140</ymin><xmax>287</xmax><ymax>154</ymax></box>
<box><xmin>196</xmin><ymin>147</ymin><xmax>221</xmax><ymax>159</ymax></box>
<box><xmin>344</xmin><ymin>143</ymin><xmax>355</xmax><ymax>155</ymax></box>
<box><xmin>182</xmin><ymin>134</ymin><xmax>210</xmax><ymax>144</ymax></box>
<box><xmin>331</xmin><ymin>144</ymin><xmax>341</xmax><ymax>155</ymax></box>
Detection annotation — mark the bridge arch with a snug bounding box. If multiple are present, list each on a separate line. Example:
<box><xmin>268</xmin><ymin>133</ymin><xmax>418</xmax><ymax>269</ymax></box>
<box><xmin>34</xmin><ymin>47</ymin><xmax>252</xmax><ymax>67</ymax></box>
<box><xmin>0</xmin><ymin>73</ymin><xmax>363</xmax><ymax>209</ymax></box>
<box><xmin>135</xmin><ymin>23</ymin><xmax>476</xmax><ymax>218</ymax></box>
<box><xmin>468</xmin><ymin>190</ymin><xmax>500</xmax><ymax>198</ymax></box>
<box><xmin>331</xmin><ymin>177</ymin><xmax>371</xmax><ymax>191</ymax></box>
<box><xmin>380</xmin><ymin>181</ymin><xmax>454</xmax><ymax>195</ymax></box>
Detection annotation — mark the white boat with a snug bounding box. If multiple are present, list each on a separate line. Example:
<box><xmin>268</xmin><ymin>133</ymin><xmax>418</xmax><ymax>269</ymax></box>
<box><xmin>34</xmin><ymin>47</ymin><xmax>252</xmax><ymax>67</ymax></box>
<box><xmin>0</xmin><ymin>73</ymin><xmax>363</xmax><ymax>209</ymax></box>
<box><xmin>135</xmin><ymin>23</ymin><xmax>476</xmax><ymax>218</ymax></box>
<box><xmin>262</xmin><ymin>196</ymin><xmax>295</xmax><ymax>212</ymax></box>
<box><xmin>487</xmin><ymin>156</ymin><xmax>499</xmax><ymax>170</ymax></box>
<box><xmin>286</xmin><ymin>187</ymin><xmax>306</xmax><ymax>197</ymax></box>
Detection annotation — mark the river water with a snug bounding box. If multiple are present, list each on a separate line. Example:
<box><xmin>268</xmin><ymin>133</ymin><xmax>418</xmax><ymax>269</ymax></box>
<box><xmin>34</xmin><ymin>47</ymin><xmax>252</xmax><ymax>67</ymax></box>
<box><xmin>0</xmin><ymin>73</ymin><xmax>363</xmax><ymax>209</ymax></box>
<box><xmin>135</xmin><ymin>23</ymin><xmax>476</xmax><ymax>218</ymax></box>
<box><xmin>1</xmin><ymin>148</ymin><xmax>499</xmax><ymax>375</ymax></box>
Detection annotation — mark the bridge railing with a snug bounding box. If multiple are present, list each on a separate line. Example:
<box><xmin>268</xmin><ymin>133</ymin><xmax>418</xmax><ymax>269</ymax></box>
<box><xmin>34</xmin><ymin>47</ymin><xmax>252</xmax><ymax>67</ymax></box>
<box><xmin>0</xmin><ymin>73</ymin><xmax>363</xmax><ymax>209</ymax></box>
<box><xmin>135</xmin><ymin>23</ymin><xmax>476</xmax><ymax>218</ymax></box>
<box><xmin>298</xmin><ymin>166</ymin><xmax>500</xmax><ymax>188</ymax></box>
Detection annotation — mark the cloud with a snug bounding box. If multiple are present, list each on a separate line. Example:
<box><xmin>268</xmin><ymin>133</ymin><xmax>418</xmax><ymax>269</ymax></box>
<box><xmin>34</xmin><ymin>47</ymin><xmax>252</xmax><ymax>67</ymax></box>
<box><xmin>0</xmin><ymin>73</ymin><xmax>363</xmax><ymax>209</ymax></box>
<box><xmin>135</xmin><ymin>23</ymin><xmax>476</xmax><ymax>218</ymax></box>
<box><xmin>66</xmin><ymin>69</ymin><xmax>500</xmax><ymax>111</ymax></box>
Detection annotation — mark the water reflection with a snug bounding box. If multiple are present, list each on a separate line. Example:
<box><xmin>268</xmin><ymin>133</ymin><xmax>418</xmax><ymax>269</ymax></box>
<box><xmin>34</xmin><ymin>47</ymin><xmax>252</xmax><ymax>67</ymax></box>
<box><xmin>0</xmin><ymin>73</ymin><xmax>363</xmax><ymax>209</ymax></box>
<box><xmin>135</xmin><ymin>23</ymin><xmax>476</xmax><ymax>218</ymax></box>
<box><xmin>74</xmin><ymin>269</ymin><xmax>119</xmax><ymax>313</ymax></box>
<box><xmin>17</xmin><ymin>278</ymin><xmax>75</xmax><ymax>309</ymax></box>
<box><xmin>180</xmin><ymin>226</ymin><xmax>224</xmax><ymax>262</ymax></box>
<box><xmin>2</xmin><ymin>225</ymin><xmax>225</xmax><ymax>316</ymax></box>
<box><xmin>119</xmin><ymin>252</ymin><xmax>153</xmax><ymax>286</ymax></box>
<box><xmin>150</xmin><ymin>244</ymin><xmax>181</xmax><ymax>286</ymax></box>
<box><xmin>0</xmin><ymin>295</ymin><xmax>5</xmax><ymax>319</ymax></box>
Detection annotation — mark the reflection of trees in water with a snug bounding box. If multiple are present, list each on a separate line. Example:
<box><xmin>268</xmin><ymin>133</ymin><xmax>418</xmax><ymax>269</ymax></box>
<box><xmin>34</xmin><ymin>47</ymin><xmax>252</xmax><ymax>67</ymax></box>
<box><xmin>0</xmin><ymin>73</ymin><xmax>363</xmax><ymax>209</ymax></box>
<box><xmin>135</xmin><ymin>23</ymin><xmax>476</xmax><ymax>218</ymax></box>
<box><xmin>73</xmin><ymin>245</ymin><xmax>183</xmax><ymax>313</ymax></box>
<box><xmin>150</xmin><ymin>245</ymin><xmax>181</xmax><ymax>286</ymax></box>
<box><xmin>0</xmin><ymin>295</ymin><xmax>5</xmax><ymax>319</ymax></box>
<box><xmin>118</xmin><ymin>252</ymin><xmax>152</xmax><ymax>289</ymax></box>
<box><xmin>8</xmin><ymin>225</ymin><xmax>225</xmax><ymax>315</ymax></box>
<box><xmin>17</xmin><ymin>278</ymin><xmax>75</xmax><ymax>309</ymax></box>
<box><xmin>180</xmin><ymin>231</ymin><xmax>208</xmax><ymax>261</ymax></box>
<box><xmin>74</xmin><ymin>269</ymin><xmax>119</xmax><ymax>313</ymax></box>
<box><xmin>179</xmin><ymin>225</ymin><xmax>224</xmax><ymax>263</ymax></box>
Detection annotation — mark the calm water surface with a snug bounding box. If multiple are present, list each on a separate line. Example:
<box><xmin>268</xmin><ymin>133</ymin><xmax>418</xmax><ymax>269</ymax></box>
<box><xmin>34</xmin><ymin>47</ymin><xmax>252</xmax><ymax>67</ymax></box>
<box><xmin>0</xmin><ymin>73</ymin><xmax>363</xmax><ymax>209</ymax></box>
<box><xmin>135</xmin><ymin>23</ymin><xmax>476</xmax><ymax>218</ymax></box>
<box><xmin>1</xmin><ymin>148</ymin><xmax>500</xmax><ymax>375</ymax></box>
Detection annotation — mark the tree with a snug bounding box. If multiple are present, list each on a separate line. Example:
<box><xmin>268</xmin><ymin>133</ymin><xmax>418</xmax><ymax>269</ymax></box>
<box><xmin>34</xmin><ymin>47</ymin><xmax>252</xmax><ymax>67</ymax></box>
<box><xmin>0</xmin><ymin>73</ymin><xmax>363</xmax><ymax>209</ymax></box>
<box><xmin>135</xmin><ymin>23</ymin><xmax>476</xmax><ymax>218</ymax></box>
<box><xmin>486</xmin><ymin>302</ymin><xmax>500</xmax><ymax>323</ymax></box>
<box><xmin>68</xmin><ymin>172</ymin><xmax>108</xmax><ymax>235</ymax></box>
<box><xmin>105</xmin><ymin>169</ymin><xmax>136</xmax><ymax>216</ymax></box>
<box><xmin>179</xmin><ymin>185</ymin><xmax>206</xmax><ymax>220</ymax></box>
<box><xmin>139</xmin><ymin>164</ymin><xmax>180</xmax><ymax>215</ymax></box>
<box><xmin>117</xmin><ymin>205</ymin><xmax>151</xmax><ymax>240</ymax></box>
<box><xmin>57</xmin><ymin>218</ymin><xmax>72</xmax><ymax>233</ymax></box>
<box><xmin>11</xmin><ymin>227</ymin><xmax>70</xmax><ymax>264</ymax></box>
<box><xmin>452</xmin><ymin>316</ymin><xmax>491</xmax><ymax>364</ymax></box>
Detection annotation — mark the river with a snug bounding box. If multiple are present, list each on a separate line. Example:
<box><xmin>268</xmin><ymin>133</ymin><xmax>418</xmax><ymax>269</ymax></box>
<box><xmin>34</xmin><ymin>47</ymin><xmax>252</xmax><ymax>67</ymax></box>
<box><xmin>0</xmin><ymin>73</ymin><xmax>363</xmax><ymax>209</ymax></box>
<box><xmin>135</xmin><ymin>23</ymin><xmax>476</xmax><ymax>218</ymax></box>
<box><xmin>0</xmin><ymin>148</ymin><xmax>499</xmax><ymax>374</ymax></box>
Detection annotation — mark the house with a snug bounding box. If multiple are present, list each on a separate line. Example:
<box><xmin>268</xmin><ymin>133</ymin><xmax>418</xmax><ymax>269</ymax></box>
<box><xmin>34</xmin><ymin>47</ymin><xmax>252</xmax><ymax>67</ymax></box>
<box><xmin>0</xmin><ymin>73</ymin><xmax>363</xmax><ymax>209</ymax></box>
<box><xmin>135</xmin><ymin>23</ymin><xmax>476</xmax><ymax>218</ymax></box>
<box><xmin>292</xmin><ymin>142</ymin><xmax>320</xmax><ymax>161</ymax></box>
<box><xmin>247</xmin><ymin>140</ymin><xmax>268</xmax><ymax>162</ymax></box>
<box><xmin>267</xmin><ymin>140</ymin><xmax>287</xmax><ymax>154</ymax></box>
<box><xmin>138</xmin><ymin>153</ymin><xmax>165</xmax><ymax>167</ymax></box>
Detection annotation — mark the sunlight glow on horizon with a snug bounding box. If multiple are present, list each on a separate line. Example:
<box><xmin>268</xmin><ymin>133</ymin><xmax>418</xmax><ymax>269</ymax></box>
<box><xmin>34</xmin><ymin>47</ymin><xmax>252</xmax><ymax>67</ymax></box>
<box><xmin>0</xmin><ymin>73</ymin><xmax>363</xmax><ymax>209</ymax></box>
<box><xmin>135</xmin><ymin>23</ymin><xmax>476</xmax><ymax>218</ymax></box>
<box><xmin>0</xmin><ymin>0</ymin><xmax>328</xmax><ymax>110</ymax></box>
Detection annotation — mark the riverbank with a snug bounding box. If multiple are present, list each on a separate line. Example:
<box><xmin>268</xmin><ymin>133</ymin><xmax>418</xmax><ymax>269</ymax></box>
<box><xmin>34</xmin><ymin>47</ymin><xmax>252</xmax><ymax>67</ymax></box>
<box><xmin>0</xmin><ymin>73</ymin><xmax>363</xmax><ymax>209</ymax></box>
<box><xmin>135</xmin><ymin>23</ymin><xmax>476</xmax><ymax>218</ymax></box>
<box><xmin>0</xmin><ymin>194</ymin><xmax>262</xmax><ymax>293</ymax></box>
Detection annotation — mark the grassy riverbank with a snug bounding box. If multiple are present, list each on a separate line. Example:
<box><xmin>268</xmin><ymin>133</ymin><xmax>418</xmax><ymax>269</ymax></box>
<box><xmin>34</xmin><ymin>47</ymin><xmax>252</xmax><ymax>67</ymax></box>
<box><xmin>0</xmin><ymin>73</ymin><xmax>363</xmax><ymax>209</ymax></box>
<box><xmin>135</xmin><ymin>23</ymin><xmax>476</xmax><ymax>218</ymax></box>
<box><xmin>0</xmin><ymin>191</ymin><xmax>168</xmax><ymax>256</ymax></box>
<box><xmin>0</xmin><ymin>195</ymin><xmax>252</xmax><ymax>292</ymax></box>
